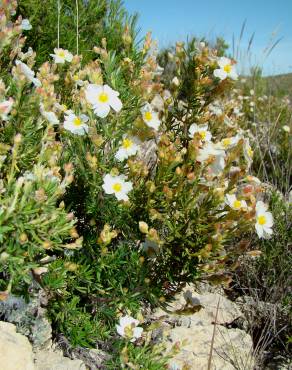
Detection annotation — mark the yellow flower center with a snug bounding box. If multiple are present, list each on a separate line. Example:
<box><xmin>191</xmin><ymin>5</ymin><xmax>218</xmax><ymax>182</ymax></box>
<box><xmin>233</xmin><ymin>200</ymin><xmax>242</xmax><ymax>209</ymax></box>
<box><xmin>98</xmin><ymin>92</ymin><xmax>109</xmax><ymax>103</ymax></box>
<box><xmin>73</xmin><ymin>117</ymin><xmax>82</xmax><ymax>126</ymax></box>
<box><xmin>257</xmin><ymin>215</ymin><xmax>266</xmax><ymax>225</ymax></box>
<box><xmin>247</xmin><ymin>147</ymin><xmax>253</xmax><ymax>157</ymax></box>
<box><xmin>122</xmin><ymin>138</ymin><xmax>133</xmax><ymax>149</ymax></box>
<box><xmin>224</xmin><ymin>64</ymin><xmax>232</xmax><ymax>73</ymax></box>
<box><xmin>144</xmin><ymin>111</ymin><xmax>152</xmax><ymax>121</ymax></box>
<box><xmin>222</xmin><ymin>138</ymin><xmax>231</xmax><ymax>147</ymax></box>
<box><xmin>124</xmin><ymin>325</ymin><xmax>134</xmax><ymax>338</ymax></box>
<box><xmin>57</xmin><ymin>50</ymin><xmax>65</xmax><ymax>58</ymax></box>
<box><xmin>73</xmin><ymin>74</ymin><xmax>79</xmax><ymax>81</ymax></box>
<box><xmin>199</xmin><ymin>131</ymin><xmax>207</xmax><ymax>140</ymax></box>
<box><xmin>112</xmin><ymin>183</ymin><xmax>122</xmax><ymax>192</ymax></box>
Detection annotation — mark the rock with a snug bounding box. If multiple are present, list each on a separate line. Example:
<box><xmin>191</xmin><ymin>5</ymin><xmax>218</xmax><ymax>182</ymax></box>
<box><xmin>0</xmin><ymin>321</ymin><xmax>34</xmax><ymax>370</ymax></box>
<box><xmin>0</xmin><ymin>320</ymin><xmax>86</xmax><ymax>370</ymax></box>
<box><xmin>55</xmin><ymin>333</ymin><xmax>111</xmax><ymax>369</ymax></box>
<box><xmin>69</xmin><ymin>347</ymin><xmax>111</xmax><ymax>370</ymax></box>
<box><xmin>0</xmin><ymin>292</ymin><xmax>52</xmax><ymax>349</ymax></box>
<box><xmin>152</xmin><ymin>284</ymin><xmax>254</xmax><ymax>370</ymax></box>
<box><xmin>34</xmin><ymin>348</ymin><xmax>86</xmax><ymax>370</ymax></box>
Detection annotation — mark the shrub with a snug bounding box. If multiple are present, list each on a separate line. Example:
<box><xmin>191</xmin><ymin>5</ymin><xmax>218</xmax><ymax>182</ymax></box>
<box><xmin>17</xmin><ymin>0</ymin><xmax>138</xmax><ymax>66</ymax></box>
<box><xmin>0</xmin><ymin>0</ymin><xmax>274</xmax><ymax>360</ymax></box>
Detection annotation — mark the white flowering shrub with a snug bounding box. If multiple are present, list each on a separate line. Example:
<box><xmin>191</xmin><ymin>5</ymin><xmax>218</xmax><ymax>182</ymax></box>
<box><xmin>0</xmin><ymin>1</ymin><xmax>275</xmax><ymax>360</ymax></box>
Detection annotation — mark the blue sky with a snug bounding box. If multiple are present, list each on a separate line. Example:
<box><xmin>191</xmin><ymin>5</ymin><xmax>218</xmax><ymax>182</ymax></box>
<box><xmin>124</xmin><ymin>0</ymin><xmax>292</xmax><ymax>76</ymax></box>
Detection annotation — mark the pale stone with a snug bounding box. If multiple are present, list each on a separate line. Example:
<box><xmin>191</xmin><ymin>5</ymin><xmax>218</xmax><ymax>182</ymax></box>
<box><xmin>152</xmin><ymin>284</ymin><xmax>254</xmax><ymax>369</ymax></box>
<box><xmin>0</xmin><ymin>321</ymin><xmax>34</xmax><ymax>370</ymax></box>
<box><xmin>34</xmin><ymin>349</ymin><xmax>86</xmax><ymax>370</ymax></box>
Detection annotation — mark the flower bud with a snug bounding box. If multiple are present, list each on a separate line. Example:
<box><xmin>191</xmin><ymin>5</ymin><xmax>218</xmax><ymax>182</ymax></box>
<box><xmin>0</xmin><ymin>252</ymin><xmax>9</xmax><ymax>261</ymax></box>
<box><xmin>14</xmin><ymin>133</ymin><xmax>22</xmax><ymax>144</ymax></box>
<box><xmin>64</xmin><ymin>262</ymin><xmax>78</xmax><ymax>271</ymax></box>
<box><xmin>70</xmin><ymin>227</ymin><xmax>79</xmax><ymax>239</ymax></box>
<box><xmin>139</xmin><ymin>221</ymin><xmax>149</xmax><ymax>234</ymax></box>
<box><xmin>19</xmin><ymin>233</ymin><xmax>28</xmax><ymax>244</ymax></box>
<box><xmin>42</xmin><ymin>240</ymin><xmax>52</xmax><ymax>249</ymax></box>
<box><xmin>172</xmin><ymin>77</ymin><xmax>180</xmax><ymax>86</ymax></box>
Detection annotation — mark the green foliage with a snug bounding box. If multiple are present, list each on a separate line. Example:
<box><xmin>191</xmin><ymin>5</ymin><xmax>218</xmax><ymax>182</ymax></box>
<box><xmin>106</xmin><ymin>342</ymin><xmax>169</xmax><ymax>369</ymax></box>
<box><xmin>234</xmin><ymin>193</ymin><xmax>291</xmax><ymax>360</ymax></box>
<box><xmin>17</xmin><ymin>0</ymin><xmax>138</xmax><ymax>65</ymax></box>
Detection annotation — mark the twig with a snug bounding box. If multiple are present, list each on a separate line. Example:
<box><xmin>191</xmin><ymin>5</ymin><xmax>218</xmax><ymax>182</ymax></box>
<box><xmin>208</xmin><ymin>296</ymin><xmax>221</xmax><ymax>370</ymax></box>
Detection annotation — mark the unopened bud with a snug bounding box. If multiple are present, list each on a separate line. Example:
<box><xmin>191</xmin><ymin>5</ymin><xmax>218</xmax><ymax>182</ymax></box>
<box><xmin>172</xmin><ymin>77</ymin><xmax>180</xmax><ymax>86</ymax></box>
<box><xmin>64</xmin><ymin>262</ymin><xmax>78</xmax><ymax>271</ymax></box>
<box><xmin>42</xmin><ymin>240</ymin><xmax>52</xmax><ymax>249</ymax></box>
<box><xmin>19</xmin><ymin>233</ymin><xmax>28</xmax><ymax>244</ymax></box>
<box><xmin>14</xmin><ymin>133</ymin><xmax>22</xmax><ymax>144</ymax></box>
<box><xmin>70</xmin><ymin>228</ymin><xmax>79</xmax><ymax>239</ymax></box>
<box><xmin>0</xmin><ymin>252</ymin><xmax>9</xmax><ymax>261</ymax></box>
<box><xmin>66</xmin><ymin>212</ymin><xmax>74</xmax><ymax>221</ymax></box>
<box><xmin>139</xmin><ymin>221</ymin><xmax>149</xmax><ymax>234</ymax></box>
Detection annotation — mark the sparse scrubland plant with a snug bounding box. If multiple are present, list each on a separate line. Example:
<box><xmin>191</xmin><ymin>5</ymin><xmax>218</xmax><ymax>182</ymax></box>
<box><xmin>0</xmin><ymin>1</ymin><xmax>280</xmax><ymax>367</ymax></box>
<box><xmin>158</xmin><ymin>38</ymin><xmax>291</xmax><ymax>367</ymax></box>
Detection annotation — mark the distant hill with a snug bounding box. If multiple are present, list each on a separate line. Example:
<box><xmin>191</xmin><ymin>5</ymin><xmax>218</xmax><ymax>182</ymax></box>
<box><xmin>264</xmin><ymin>73</ymin><xmax>292</xmax><ymax>98</ymax></box>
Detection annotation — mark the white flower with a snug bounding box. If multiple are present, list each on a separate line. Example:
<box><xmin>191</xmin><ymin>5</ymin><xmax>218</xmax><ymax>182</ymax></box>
<box><xmin>189</xmin><ymin>123</ymin><xmax>212</xmax><ymax>142</ymax></box>
<box><xmin>141</xmin><ymin>103</ymin><xmax>160</xmax><ymax>130</ymax></box>
<box><xmin>0</xmin><ymin>98</ymin><xmax>14</xmax><ymax>121</ymax></box>
<box><xmin>116</xmin><ymin>315</ymin><xmax>143</xmax><ymax>342</ymax></box>
<box><xmin>225</xmin><ymin>194</ymin><xmax>247</xmax><ymax>210</ymax></box>
<box><xmin>282</xmin><ymin>125</ymin><xmax>290</xmax><ymax>133</ymax></box>
<box><xmin>50</xmin><ymin>48</ymin><xmax>73</xmax><ymax>64</ymax></box>
<box><xmin>209</xmin><ymin>102</ymin><xmax>223</xmax><ymax>116</ymax></box>
<box><xmin>21</xmin><ymin>19</ymin><xmax>32</xmax><ymax>30</ymax></box>
<box><xmin>255</xmin><ymin>201</ymin><xmax>273</xmax><ymax>239</ymax></box>
<box><xmin>218</xmin><ymin>135</ymin><xmax>240</xmax><ymax>149</ymax></box>
<box><xmin>72</xmin><ymin>73</ymin><xmax>84</xmax><ymax>87</ymax></box>
<box><xmin>197</xmin><ymin>142</ymin><xmax>225</xmax><ymax>162</ymax></box>
<box><xmin>64</xmin><ymin>112</ymin><xmax>89</xmax><ymax>135</ymax></box>
<box><xmin>214</xmin><ymin>57</ymin><xmax>238</xmax><ymax>80</ymax></box>
<box><xmin>15</xmin><ymin>60</ymin><xmax>41</xmax><ymax>87</ymax></box>
<box><xmin>115</xmin><ymin>136</ymin><xmax>140</xmax><ymax>161</ymax></box>
<box><xmin>40</xmin><ymin>104</ymin><xmax>60</xmax><ymax>125</ymax></box>
<box><xmin>197</xmin><ymin>143</ymin><xmax>226</xmax><ymax>175</ymax></box>
<box><xmin>102</xmin><ymin>174</ymin><xmax>133</xmax><ymax>201</ymax></box>
<box><xmin>85</xmin><ymin>84</ymin><xmax>122</xmax><ymax>118</ymax></box>
<box><xmin>151</xmin><ymin>94</ymin><xmax>164</xmax><ymax>111</ymax></box>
